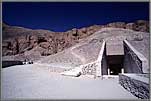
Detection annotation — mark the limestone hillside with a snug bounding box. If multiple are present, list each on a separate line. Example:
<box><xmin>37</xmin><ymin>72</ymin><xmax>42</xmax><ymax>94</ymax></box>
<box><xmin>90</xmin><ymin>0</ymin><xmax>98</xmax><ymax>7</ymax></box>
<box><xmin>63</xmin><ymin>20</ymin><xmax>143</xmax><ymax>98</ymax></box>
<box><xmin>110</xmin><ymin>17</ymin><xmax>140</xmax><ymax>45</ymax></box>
<box><xmin>2</xmin><ymin>20</ymin><xmax>149</xmax><ymax>61</ymax></box>
<box><xmin>37</xmin><ymin>28</ymin><xmax>149</xmax><ymax>69</ymax></box>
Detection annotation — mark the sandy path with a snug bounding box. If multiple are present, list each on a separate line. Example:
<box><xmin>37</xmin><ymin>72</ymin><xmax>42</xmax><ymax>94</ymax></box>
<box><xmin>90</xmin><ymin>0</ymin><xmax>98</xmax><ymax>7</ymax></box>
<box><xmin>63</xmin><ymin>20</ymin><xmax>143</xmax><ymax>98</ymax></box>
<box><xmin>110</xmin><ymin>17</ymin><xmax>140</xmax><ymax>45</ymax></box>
<box><xmin>2</xmin><ymin>64</ymin><xmax>137</xmax><ymax>100</ymax></box>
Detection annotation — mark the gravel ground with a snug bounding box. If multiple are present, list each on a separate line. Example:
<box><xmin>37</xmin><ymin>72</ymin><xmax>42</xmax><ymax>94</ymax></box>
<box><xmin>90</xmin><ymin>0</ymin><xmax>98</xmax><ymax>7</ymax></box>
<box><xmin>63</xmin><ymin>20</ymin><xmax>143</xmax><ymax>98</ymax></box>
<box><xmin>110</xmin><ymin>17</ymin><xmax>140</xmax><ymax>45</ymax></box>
<box><xmin>2</xmin><ymin>64</ymin><xmax>137</xmax><ymax>100</ymax></box>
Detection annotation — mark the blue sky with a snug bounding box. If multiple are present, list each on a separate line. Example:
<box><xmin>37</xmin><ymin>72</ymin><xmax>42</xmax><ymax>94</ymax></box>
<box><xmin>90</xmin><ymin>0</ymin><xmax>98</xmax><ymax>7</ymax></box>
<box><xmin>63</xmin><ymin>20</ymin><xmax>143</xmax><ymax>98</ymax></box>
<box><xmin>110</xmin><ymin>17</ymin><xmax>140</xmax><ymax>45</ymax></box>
<box><xmin>3</xmin><ymin>2</ymin><xmax>149</xmax><ymax>32</ymax></box>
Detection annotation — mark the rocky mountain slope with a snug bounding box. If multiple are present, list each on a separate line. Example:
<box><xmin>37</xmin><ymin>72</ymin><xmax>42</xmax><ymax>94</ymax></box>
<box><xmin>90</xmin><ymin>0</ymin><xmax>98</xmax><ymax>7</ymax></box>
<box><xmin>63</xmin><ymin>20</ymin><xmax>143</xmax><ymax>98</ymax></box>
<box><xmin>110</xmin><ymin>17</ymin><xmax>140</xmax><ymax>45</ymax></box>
<box><xmin>37</xmin><ymin>28</ymin><xmax>149</xmax><ymax>69</ymax></box>
<box><xmin>2</xmin><ymin>20</ymin><xmax>149</xmax><ymax>61</ymax></box>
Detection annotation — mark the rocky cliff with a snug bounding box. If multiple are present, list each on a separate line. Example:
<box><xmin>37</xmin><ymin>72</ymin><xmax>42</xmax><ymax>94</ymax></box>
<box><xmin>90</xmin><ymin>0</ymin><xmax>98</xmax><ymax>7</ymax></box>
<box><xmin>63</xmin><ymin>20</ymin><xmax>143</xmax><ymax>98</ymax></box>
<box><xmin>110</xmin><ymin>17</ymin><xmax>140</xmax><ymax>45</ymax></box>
<box><xmin>2</xmin><ymin>20</ymin><xmax>149</xmax><ymax>61</ymax></box>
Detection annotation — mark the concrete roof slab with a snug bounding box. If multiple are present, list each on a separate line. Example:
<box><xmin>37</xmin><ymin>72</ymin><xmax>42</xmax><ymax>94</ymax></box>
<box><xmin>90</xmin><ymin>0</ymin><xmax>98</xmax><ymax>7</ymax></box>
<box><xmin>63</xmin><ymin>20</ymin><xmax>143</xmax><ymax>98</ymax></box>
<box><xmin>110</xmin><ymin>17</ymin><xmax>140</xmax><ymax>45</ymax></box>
<box><xmin>106</xmin><ymin>40</ymin><xmax>124</xmax><ymax>55</ymax></box>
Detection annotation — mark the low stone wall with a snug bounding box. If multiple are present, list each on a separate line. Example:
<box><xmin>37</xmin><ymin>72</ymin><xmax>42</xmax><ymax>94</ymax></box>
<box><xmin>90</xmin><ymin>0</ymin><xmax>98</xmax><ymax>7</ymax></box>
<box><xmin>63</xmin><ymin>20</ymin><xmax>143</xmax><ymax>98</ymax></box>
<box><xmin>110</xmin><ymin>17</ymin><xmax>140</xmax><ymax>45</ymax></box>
<box><xmin>119</xmin><ymin>74</ymin><xmax>149</xmax><ymax>99</ymax></box>
<box><xmin>123</xmin><ymin>40</ymin><xmax>149</xmax><ymax>73</ymax></box>
<box><xmin>2</xmin><ymin>61</ymin><xmax>23</xmax><ymax>68</ymax></box>
<box><xmin>81</xmin><ymin>61</ymin><xmax>98</xmax><ymax>75</ymax></box>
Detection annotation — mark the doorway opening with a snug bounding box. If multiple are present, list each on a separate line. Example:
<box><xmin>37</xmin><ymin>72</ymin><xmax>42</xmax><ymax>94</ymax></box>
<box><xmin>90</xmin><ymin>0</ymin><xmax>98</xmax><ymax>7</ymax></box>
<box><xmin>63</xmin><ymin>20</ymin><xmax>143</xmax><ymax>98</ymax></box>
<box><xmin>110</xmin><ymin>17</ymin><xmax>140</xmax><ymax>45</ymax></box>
<box><xmin>107</xmin><ymin>55</ymin><xmax>124</xmax><ymax>75</ymax></box>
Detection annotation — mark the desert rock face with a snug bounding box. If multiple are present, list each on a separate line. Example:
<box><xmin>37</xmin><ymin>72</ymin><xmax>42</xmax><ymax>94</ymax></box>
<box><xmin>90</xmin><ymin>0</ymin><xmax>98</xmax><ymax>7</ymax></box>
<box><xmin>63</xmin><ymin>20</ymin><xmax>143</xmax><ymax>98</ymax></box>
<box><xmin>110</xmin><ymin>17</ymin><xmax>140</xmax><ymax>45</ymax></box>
<box><xmin>2</xmin><ymin>20</ymin><xmax>149</xmax><ymax>61</ymax></box>
<box><xmin>135</xmin><ymin>20</ymin><xmax>149</xmax><ymax>32</ymax></box>
<box><xmin>107</xmin><ymin>22</ymin><xmax>126</xmax><ymax>28</ymax></box>
<box><xmin>126</xmin><ymin>23</ymin><xmax>136</xmax><ymax>30</ymax></box>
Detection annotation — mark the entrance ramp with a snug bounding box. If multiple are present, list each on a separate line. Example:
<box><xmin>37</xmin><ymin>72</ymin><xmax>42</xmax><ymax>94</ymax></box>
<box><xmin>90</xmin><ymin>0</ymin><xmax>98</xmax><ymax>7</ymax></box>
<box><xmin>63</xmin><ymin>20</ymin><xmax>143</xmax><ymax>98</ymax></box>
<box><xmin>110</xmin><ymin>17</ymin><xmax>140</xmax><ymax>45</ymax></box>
<box><xmin>106</xmin><ymin>39</ymin><xmax>124</xmax><ymax>75</ymax></box>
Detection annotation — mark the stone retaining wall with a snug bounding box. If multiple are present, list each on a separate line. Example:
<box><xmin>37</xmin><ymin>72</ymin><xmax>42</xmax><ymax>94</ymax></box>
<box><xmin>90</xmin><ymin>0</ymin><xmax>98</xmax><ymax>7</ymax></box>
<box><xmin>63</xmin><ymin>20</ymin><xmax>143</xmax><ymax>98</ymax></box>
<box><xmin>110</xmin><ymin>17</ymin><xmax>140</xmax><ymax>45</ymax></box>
<box><xmin>2</xmin><ymin>61</ymin><xmax>23</xmax><ymax>68</ymax></box>
<box><xmin>119</xmin><ymin>74</ymin><xmax>149</xmax><ymax>99</ymax></box>
<box><xmin>101</xmin><ymin>44</ymin><xmax>108</xmax><ymax>75</ymax></box>
<box><xmin>81</xmin><ymin>40</ymin><xmax>106</xmax><ymax>77</ymax></box>
<box><xmin>123</xmin><ymin>40</ymin><xmax>149</xmax><ymax>73</ymax></box>
<box><xmin>81</xmin><ymin>61</ymin><xmax>98</xmax><ymax>75</ymax></box>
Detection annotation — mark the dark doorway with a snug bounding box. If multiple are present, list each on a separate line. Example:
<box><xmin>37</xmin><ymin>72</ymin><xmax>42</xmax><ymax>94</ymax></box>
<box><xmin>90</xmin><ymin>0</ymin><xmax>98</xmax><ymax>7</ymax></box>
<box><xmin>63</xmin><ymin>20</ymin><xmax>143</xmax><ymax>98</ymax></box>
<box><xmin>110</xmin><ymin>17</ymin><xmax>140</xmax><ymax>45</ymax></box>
<box><xmin>109</xmin><ymin>64</ymin><xmax>122</xmax><ymax>75</ymax></box>
<box><xmin>107</xmin><ymin>55</ymin><xmax>124</xmax><ymax>75</ymax></box>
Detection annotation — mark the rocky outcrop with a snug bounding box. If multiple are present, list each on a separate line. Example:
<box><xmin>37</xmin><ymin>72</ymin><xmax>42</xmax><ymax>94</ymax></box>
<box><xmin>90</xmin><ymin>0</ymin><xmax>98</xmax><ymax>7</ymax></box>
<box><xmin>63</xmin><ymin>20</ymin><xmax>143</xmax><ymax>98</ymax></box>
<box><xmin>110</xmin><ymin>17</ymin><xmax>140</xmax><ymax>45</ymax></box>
<box><xmin>2</xmin><ymin>20</ymin><xmax>149</xmax><ymax>61</ymax></box>
<box><xmin>135</xmin><ymin>20</ymin><xmax>149</xmax><ymax>32</ymax></box>
<box><xmin>107</xmin><ymin>22</ymin><xmax>126</xmax><ymax>28</ymax></box>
